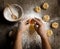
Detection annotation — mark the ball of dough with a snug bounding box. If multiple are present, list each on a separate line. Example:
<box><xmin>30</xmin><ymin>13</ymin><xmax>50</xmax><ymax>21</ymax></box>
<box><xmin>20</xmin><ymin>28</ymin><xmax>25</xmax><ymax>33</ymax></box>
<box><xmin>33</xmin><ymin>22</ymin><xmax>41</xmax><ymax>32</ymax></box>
<box><xmin>46</xmin><ymin>29</ymin><xmax>53</xmax><ymax>37</ymax></box>
<box><xmin>34</xmin><ymin>6</ymin><xmax>41</xmax><ymax>13</ymax></box>
<box><xmin>42</xmin><ymin>2</ymin><xmax>49</xmax><ymax>10</ymax></box>
<box><xmin>42</xmin><ymin>15</ymin><xmax>50</xmax><ymax>22</ymax></box>
<box><xmin>52</xmin><ymin>22</ymin><xmax>59</xmax><ymax>29</ymax></box>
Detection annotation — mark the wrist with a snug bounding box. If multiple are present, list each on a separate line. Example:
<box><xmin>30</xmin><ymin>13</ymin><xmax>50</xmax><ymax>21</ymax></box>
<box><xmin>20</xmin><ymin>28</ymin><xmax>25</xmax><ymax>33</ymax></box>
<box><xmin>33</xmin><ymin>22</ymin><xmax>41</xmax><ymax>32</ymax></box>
<box><xmin>18</xmin><ymin>29</ymin><xmax>23</xmax><ymax>33</ymax></box>
<box><xmin>41</xmin><ymin>35</ymin><xmax>48</xmax><ymax>40</ymax></box>
<box><xmin>17</xmin><ymin>30</ymin><xmax>23</xmax><ymax>35</ymax></box>
<box><xmin>38</xmin><ymin>32</ymin><xmax>48</xmax><ymax>39</ymax></box>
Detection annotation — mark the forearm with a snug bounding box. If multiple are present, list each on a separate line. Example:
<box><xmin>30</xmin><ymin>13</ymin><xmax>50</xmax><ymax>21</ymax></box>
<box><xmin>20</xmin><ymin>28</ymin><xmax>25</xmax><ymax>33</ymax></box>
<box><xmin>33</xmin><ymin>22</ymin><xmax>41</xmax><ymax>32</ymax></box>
<box><xmin>13</xmin><ymin>31</ymin><xmax>22</xmax><ymax>49</ymax></box>
<box><xmin>41</xmin><ymin>35</ymin><xmax>51</xmax><ymax>49</ymax></box>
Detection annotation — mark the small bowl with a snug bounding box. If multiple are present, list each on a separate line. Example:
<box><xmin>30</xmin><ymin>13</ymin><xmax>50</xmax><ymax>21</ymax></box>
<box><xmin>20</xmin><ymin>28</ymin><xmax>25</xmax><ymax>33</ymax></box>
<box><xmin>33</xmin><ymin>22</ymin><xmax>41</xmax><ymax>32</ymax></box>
<box><xmin>3</xmin><ymin>4</ymin><xmax>24</xmax><ymax>22</ymax></box>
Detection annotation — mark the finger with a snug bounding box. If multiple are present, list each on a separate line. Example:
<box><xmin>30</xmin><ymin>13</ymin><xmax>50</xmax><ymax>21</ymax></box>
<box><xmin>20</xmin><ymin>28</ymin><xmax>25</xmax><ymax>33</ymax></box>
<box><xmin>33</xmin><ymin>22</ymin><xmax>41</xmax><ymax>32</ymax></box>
<box><xmin>22</xmin><ymin>19</ymin><xmax>30</xmax><ymax>24</ymax></box>
<box><xmin>34</xmin><ymin>23</ymin><xmax>39</xmax><ymax>31</ymax></box>
<box><xmin>34</xmin><ymin>24</ymin><xmax>37</xmax><ymax>31</ymax></box>
<box><xmin>25</xmin><ymin>20</ymin><xmax>29</xmax><ymax>25</ymax></box>
<box><xmin>35</xmin><ymin>18</ymin><xmax>43</xmax><ymax>24</ymax></box>
<box><xmin>33</xmin><ymin>19</ymin><xmax>42</xmax><ymax>25</ymax></box>
<box><xmin>26</xmin><ymin>24</ymin><xmax>30</xmax><ymax>28</ymax></box>
<box><xmin>29</xmin><ymin>19</ymin><xmax>35</xmax><ymax>24</ymax></box>
<box><xmin>26</xmin><ymin>18</ymin><xmax>35</xmax><ymax>24</ymax></box>
<box><xmin>23</xmin><ymin>18</ymin><xmax>29</xmax><ymax>22</ymax></box>
<box><xmin>35</xmin><ymin>22</ymin><xmax>40</xmax><ymax>27</ymax></box>
<box><xmin>35</xmin><ymin>18</ymin><xmax>40</xmax><ymax>21</ymax></box>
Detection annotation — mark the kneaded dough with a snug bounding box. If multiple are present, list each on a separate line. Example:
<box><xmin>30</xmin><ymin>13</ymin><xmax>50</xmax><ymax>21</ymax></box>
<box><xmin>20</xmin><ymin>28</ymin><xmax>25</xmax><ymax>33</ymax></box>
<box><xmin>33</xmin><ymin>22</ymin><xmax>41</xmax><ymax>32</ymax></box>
<box><xmin>34</xmin><ymin>6</ymin><xmax>41</xmax><ymax>13</ymax></box>
<box><xmin>52</xmin><ymin>22</ymin><xmax>59</xmax><ymax>29</ymax></box>
<box><xmin>42</xmin><ymin>2</ymin><xmax>49</xmax><ymax>10</ymax></box>
<box><xmin>42</xmin><ymin>15</ymin><xmax>50</xmax><ymax>22</ymax></box>
<box><xmin>29</xmin><ymin>24</ymin><xmax>35</xmax><ymax>32</ymax></box>
<box><xmin>46</xmin><ymin>29</ymin><xmax>53</xmax><ymax>37</ymax></box>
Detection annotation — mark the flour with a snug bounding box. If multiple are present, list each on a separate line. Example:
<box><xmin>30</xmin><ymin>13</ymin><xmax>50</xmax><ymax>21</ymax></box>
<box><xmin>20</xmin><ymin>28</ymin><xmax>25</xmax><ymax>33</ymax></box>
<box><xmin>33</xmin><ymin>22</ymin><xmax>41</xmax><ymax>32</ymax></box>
<box><xmin>20</xmin><ymin>8</ymin><xmax>59</xmax><ymax>49</ymax></box>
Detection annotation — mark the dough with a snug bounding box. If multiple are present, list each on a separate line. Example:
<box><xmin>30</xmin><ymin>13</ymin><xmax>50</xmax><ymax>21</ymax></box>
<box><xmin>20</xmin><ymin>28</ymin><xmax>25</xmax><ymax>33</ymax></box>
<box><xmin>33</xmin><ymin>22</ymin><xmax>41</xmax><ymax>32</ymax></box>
<box><xmin>34</xmin><ymin>6</ymin><xmax>41</xmax><ymax>13</ymax></box>
<box><xmin>29</xmin><ymin>24</ymin><xmax>35</xmax><ymax>33</ymax></box>
<box><xmin>42</xmin><ymin>2</ymin><xmax>49</xmax><ymax>10</ymax></box>
<box><xmin>42</xmin><ymin>15</ymin><xmax>50</xmax><ymax>22</ymax></box>
<box><xmin>52</xmin><ymin>22</ymin><xmax>59</xmax><ymax>29</ymax></box>
<box><xmin>46</xmin><ymin>29</ymin><xmax>53</xmax><ymax>37</ymax></box>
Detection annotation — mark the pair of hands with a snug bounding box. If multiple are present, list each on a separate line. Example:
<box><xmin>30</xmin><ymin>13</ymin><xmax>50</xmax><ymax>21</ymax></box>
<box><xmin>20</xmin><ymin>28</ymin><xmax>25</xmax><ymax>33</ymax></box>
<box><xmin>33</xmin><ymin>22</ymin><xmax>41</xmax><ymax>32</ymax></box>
<box><xmin>15</xmin><ymin>18</ymin><xmax>51</xmax><ymax>49</ymax></box>
<box><xmin>18</xmin><ymin>18</ymin><xmax>47</xmax><ymax>37</ymax></box>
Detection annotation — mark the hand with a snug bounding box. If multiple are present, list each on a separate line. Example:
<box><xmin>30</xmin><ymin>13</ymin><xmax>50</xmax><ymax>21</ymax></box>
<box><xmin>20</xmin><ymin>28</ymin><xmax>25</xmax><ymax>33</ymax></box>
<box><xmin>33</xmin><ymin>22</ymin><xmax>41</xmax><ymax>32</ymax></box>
<box><xmin>33</xmin><ymin>18</ymin><xmax>47</xmax><ymax>37</ymax></box>
<box><xmin>18</xmin><ymin>19</ymin><xmax>30</xmax><ymax>33</ymax></box>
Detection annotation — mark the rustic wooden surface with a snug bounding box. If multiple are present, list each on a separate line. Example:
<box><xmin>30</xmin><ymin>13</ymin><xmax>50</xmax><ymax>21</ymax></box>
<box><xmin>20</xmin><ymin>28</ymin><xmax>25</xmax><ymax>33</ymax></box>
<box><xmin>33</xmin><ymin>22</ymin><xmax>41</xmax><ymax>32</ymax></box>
<box><xmin>0</xmin><ymin>0</ymin><xmax>60</xmax><ymax>49</ymax></box>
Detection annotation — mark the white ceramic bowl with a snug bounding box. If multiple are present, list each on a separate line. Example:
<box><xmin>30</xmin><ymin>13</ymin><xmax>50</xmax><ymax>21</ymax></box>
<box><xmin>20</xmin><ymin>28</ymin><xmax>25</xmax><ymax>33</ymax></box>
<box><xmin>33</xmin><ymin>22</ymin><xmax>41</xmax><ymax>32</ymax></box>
<box><xmin>3</xmin><ymin>4</ymin><xmax>23</xmax><ymax>22</ymax></box>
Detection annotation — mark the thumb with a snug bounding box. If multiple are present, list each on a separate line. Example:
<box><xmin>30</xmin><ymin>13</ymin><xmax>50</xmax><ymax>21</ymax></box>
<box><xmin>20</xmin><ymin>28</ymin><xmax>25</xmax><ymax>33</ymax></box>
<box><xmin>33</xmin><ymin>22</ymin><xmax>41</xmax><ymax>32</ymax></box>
<box><xmin>34</xmin><ymin>23</ymin><xmax>39</xmax><ymax>31</ymax></box>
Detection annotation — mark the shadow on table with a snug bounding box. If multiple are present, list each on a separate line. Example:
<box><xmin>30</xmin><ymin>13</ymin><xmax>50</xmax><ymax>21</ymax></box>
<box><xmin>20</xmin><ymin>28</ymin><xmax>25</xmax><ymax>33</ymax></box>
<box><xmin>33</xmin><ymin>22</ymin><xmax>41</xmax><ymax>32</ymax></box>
<box><xmin>0</xmin><ymin>8</ymin><xmax>18</xmax><ymax>49</ymax></box>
